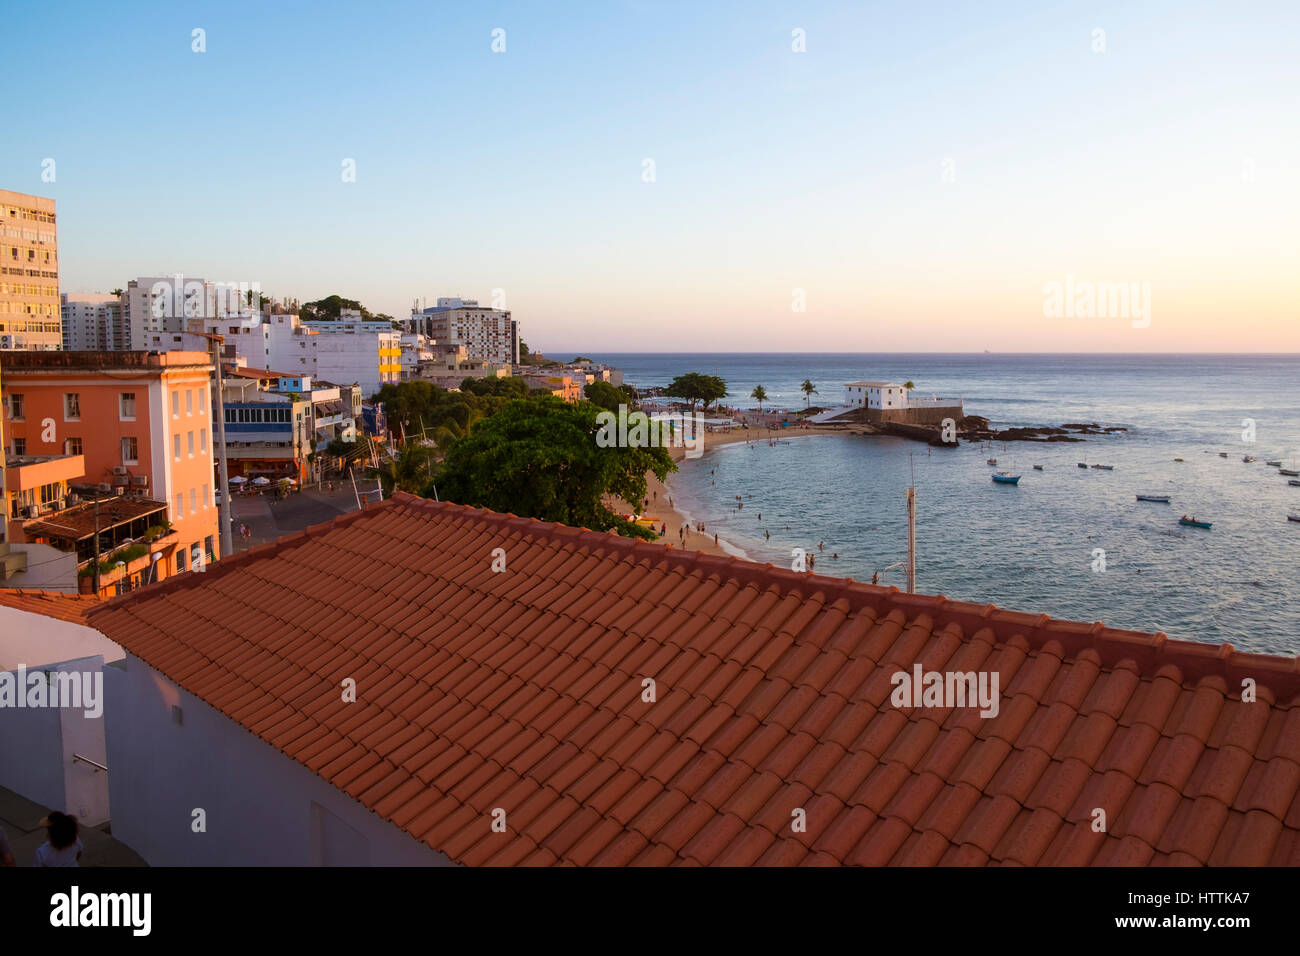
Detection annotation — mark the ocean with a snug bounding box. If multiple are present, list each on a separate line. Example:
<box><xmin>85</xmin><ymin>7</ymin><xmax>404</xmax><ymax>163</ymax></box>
<box><xmin>587</xmin><ymin>354</ymin><xmax>1300</xmax><ymax>654</ymax></box>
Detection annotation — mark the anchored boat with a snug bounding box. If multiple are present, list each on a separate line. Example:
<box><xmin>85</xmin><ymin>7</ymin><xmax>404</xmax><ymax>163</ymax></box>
<box><xmin>1136</xmin><ymin>495</ymin><xmax>1171</xmax><ymax>503</ymax></box>
<box><xmin>1179</xmin><ymin>516</ymin><xmax>1212</xmax><ymax>529</ymax></box>
<box><xmin>1077</xmin><ymin>462</ymin><xmax>1088</xmax><ymax>469</ymax></box>
<box><xmin>1290</xmin><ymin>479</ymin><xmax>1300</xmax><ymax>487</ymax></box>
<box><xmin>992</xmin><ymin>472</ymin><xmax>1021</xmax><ymax>485</ymax></box>
<box><xmin>1091</xmin><ymin>464</ymin><xmax>1114</xmax><ymax>470</ymax></box>
<box><xmin>1266</xmin><ymin>460</ymin><xmax>1282</xmax><ymax>466</ymax></box>
<box><xmin>986</xmin><ymin>458</ymin><xmax>997</xmax><ymax>465</ymax></box>
<box><xmin>1281</xmin><ymin>469</ymin><xmax>1300</xmax><ymax>476</ymax></box>
<box><xmin>1032</xmin><ymin>465</ymin><xmax>1044</xmax><ymax>471</ymax></box>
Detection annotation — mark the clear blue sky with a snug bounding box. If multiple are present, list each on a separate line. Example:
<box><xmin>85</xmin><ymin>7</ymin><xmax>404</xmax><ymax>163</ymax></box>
<box><xmin>5</xmin><ymin>0</ymin><xmax>1297</xmax><ymax>352</ymax></box>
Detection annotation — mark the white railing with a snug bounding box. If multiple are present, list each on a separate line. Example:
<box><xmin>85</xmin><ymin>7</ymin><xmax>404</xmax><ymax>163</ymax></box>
<box><xmin>905</xmin><ymin>396</ymin><xmax>963</xmax><ymax>407</ymax></box>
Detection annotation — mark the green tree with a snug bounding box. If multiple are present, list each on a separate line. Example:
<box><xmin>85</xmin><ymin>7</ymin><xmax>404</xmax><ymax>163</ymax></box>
<box><xmin>750</xmin><ymin>384</ymin><xmax>768</xmax><ymax>411</ymax></box>
<box><xmin>800</xmin><ymin>379</ymin><xmax>818</xmax><ymax>407</ymax></box>
<box><xmin>376</xmin><ymin>442</ymin><xmax>438</xmax><ymax>496</ymax></box>
<box><xmin>572</xmin><ymin>356</ymin><xmax>593</xmax><ymax>364</ymax></box>
<box><xmin>301</xmin><ymin>294</ymin><xmax>371</xmax><ymax>322</ymax></box>
<box><xmin>665</xmin><ymin>372</ymin><xmax>727</xmax><ymax>411</ymax></box>
<box><xmin>435</xmin><ymin>397</ymin><xmax>675</xmax><ymax>539</ymax></box>
<box><xmin>584</xmin><ymin>380</ymin><xmax>625</xmax><ymax>412</ymax></box>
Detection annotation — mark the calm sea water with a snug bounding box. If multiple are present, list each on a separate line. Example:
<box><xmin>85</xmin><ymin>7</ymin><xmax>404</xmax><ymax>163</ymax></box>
<box><xmin>589</xmin><ymin>354</ymin><xmax>1300</xmax><ymax>654</ymax></box>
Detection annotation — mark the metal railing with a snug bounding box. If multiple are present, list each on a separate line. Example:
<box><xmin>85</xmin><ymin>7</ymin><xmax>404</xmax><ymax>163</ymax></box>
<box><xmin>72</xmin><ymin>754</ymin><xmax>108</xmax><ymax>772</ymax></box>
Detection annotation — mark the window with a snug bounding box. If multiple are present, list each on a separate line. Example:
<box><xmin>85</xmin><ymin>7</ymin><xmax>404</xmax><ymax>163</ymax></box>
<box><xmin>175</xmin><ymin>492</ymin><xmax>184</xmax><ymax>520</ymax></box>
<box><xmin>199</xmin><ymin>388</ymin><xmax>206</xmax><ymax>414</ymax></box>
<box><xmin>200</xmin><ymin>428</ymin><xmax>207</xmax><ymax>453</ymax></box>
<box><xmin>7</xmin><ymin>393</ymin><xmax>22</xmax><ymax>420</ymax></box>
<box><xmin>173</xmin><ymin>435</ymin><xmax>181</xmax><ymax>461</ymax></box>
<box><xmin>186</xmin><ymin>389</ymin><xmax>193</xmax><ymax>415</ymax></box>
<box><xmin>120</xmin><ymin>392</ymin><xmax>136</xmax><ymax>420</ymax></box>
<box><xmin>63</xmin><ymin>393</ymin><xmax>80</xmax><ymax>420</ymax></box>
<box><xmin>122</xmin><ymin>436</ymin><xmax>138</xmax><ymax>465</ymax></box>
<box><xmin>172</xmin><ymin>392</ymin><xmax>179</xmax><ymax>417</ymax></box>
<box><xmin>187</xmin><ymin>431</ymin><xmax>194</xmax><ymax>457</ymax></box>
<box><xmin>202</xmin><ymin>484</ymin><xmax>209</xmax><ymax>509</ymax></box>
<box><xmin>190</xmin><ymin>488</ymin><xmax>197</xmax><ymax>514</ymax></box>
<box><xmin>12</xmin><ymin>437</ymin><xmax>25</xmax><ymax>456</ymax></box>
<box><xmin>176</xmin><ymin>546</ymin><xmax>186</xmax><ymax>572</ymax></box>
<box><xmin>204</xmin><ymin>535</ymin><xmax>214</xmax><ymax>561</ymax></box>
<box><xmin>64</xmin><ymin>437</ymin><xmax>82</xmax><ymax>455</ymax></box>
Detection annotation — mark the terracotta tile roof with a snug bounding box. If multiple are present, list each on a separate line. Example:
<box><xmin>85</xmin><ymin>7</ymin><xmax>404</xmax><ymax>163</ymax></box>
<box><xmin>0</xmin><ymin>588</ymin><xmax>99</xmax><ymax>623</ymax></box>
<box><xmin>86</xmin><ymin>492</ymin><xmax>1300</xmax><ymax>866</ymax></box>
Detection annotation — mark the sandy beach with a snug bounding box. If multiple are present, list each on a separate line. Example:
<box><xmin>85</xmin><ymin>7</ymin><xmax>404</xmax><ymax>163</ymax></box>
<box><xmin>610</xmin><ymin>420</ymin><xmax>853</xmax><ymax>559</ymax></box>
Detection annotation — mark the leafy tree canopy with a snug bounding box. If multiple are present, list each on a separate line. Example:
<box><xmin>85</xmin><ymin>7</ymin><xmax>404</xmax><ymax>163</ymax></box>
<box><xmin>435</xmin><ymin>397</ymin><xmax>675</xmax><ymax>540</ymax></box>
<box><xmin>584</xmin><ymin>380</ymin><xmax>626</xmax><ymax>412</ymax></box>
<box><xmin>300</xmin><ymin>294</ymin><xmax>384</xmax><ymax>323</ymax></box>
<box><xmin>664</xmin><ymin>372</ymin><xmax>727</xmax><ymax>410</ymax></box>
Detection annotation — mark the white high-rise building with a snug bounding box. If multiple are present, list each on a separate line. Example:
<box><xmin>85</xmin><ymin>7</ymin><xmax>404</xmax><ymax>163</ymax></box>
<box><xmin>202</xmin><ymin>313</ymin><xmax>399</xmax><ymax>398</ymax></box>
<box><xmin>407</xmin><ymin>296</ymin><xmax>518</xmax><ymax>365</ymax></box>
<box><xmin>61</xmin><ymin>292</ymin><xmax>126</xmax><ymax>350</ymax></box>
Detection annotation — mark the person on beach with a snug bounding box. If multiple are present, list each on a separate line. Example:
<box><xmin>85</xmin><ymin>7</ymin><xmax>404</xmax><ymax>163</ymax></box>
<box><xmin>714</xmin><ymin>533</ymin><xmax>718</xmax><ymax>546</ymax></box>
<box><xmin>765</xmin><ymin>530</ymin><xmax>770</xmax><ymax>540</ymax></box>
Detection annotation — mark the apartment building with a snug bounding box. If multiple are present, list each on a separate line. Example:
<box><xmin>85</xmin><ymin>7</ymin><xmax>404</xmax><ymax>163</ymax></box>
<box><xmin>0</xmin><ymin>351</ymin><xmax>221</xmax><ymax>592</ymax></box>
<box><xmin>62</xmin><ymin>292</ymin><xmax>127</xmax><ymax>350</ymax></box>
<box><xmin>205</xmin><ymin>312</ymin><xmax>399</xmax><ymax>398</ymax></box>
<box><xmin>407</xmin><ymin>296</ymin><xmax>519</xmax><ymax>365</ymax></box>
<box><xmin>0</xmin><ymin>190</ymin><xmax>60</xmax><ymax>351</ymax></box>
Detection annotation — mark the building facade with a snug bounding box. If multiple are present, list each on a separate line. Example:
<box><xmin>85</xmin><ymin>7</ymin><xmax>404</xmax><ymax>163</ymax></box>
<box><xmin>407</xmin><ymin>297</ymin><xmax>518</xmax><ymax>365</ymax></box>
<box><xmin>1</xmin><ymin>351</ymin><xmax>221</xmax><ymax>590</ymax></box>
<box><xmin>62</xmin><ymin>292</ymin><xmax>127</xmax><ymax>351</ymax></box>
<box><xmin>0</xmin><ymin>190</ymin><xmax>60</xmax><ymax>351</ymax></box>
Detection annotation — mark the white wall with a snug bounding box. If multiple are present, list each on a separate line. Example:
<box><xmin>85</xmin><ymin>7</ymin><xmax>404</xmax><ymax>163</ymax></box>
<box><xmin>105</xmin><ymin>653</ymin><xmax>454</xmax><ymax>866</ymax></box>
<box><xmin>0</xmin><ymin>608</ymin><xmax>121</xmax><ymax>824</ymax></box>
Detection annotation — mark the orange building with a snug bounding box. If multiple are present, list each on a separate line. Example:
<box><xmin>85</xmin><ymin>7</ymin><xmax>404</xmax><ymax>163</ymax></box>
<box><xmin>1</xmin><ymin>351</ymin><xmax>220</xmax><ymax>593</ymax></box>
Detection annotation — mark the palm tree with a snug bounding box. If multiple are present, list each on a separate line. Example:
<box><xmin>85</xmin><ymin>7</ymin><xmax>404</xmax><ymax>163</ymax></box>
<box><xmin>800</xmin><ymin>379</ymin><xmax>818</xmax><ymax>407</ymax></box>
<box><xmin>750</xmin><ymin>385</ymin><xmax>768</xmax><ymax>411</ymax></box>
<box><xmin>903</xmin><ymin>380</ymin><xmax>915</xmax><ymax>404</ymax></box>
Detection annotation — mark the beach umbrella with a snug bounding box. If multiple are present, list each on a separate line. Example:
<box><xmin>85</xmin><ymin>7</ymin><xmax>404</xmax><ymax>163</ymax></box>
<box><xmin>252</xmin><ymin>476</ymin><xmax>271</xmax><ymax>485</ymax></box>
<box><xmin>228</xmin><ymin>476</ymin><xmax>248</xmax><ymax>484</ymax></box>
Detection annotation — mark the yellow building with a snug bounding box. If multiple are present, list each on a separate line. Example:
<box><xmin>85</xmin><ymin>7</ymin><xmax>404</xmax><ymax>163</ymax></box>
<box><xmin>0</xmin><ymin>189</ymin><xmax>61</xmax><ymax>351</ymax></box>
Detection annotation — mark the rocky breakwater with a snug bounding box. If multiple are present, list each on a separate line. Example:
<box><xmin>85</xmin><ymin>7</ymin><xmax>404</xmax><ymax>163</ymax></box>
<box><xmin>883</xmin><ymin>416</ymin><xmax>1128</xmax><ymax>447</ymax></box>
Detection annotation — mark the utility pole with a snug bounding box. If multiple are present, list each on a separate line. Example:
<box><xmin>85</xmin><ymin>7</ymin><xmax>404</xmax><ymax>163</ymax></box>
<box><xmin>91</xmin><ymin>498</ymin><xmax>100</xmax><ymax>595</ymax></box>
<box><xmin>209</xmin><ymin>334</ymin><xmax>234</xmax><ymax>558</ymax></box>
<box><xmin>905</xmin><ymin>454</ymin><xmax>916</xmax><ymax>594</ymax></box>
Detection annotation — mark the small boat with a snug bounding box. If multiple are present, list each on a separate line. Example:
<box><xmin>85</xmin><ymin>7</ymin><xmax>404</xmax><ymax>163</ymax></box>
<box><xmin>1174</xmin><ymin>458</ymin><xmax>1184</xmax><ymax>462</ymax></box>
<box><xmin>1219</xmin><ymin>452</ymin><xmax>1228</xmax><ymax>458</ymax></box>
<box><xmin>1136</xmin><ymin>495</ymin><xmax>1171</xmax><ymax>503</ymax></box>
<box><xmin>1243</xmin><ymin>456</ymin><xmax>1256</xmax><ymax>463</ymax></box>
<box><xmin>1179</xmin><ymin>516</ymin><xmax>1212</xmax><ymax>529</ymax></box>
<box><xmin>1077</xmin><ymin>462</ymin><xmax>1088</xmax><ymax>469</ymax></box>
<box><xmin>1289</xmin><ymin>515</ymin><xmax>1300</xmax><ymax>523</ymax></box>
<box><xmin>992</xmin><ymin>472</ymin><xmax>1021</xmax><ymax>485</ymax></box>
<box><xmin>1032</xmin><ymin>464</ymin><xmax>1044</xmax><ymax>471</ymax></box>
<box><xmin>1091</xmin><ymin>464</ymin><xmax>1114</xmax><ymax>471</ymax></box>
<box><xmin>1266</xmin><ymin>460</ymin><xmax>1282</xmax><ymax>466</ymax></box>
<box><xmin>986</xmin><ymin>458</ymin><xmax>997</xmax><ymax>465</ymax></box>
<box><xmin>1290</xmin><ymin>479</ymin><xmax>1300</xmax><ymax>487</ymax></box>
<box><xmin>1281</xmin><ymin>469</ymin><xmax>1300</xmax><ymax>476</ymax></box>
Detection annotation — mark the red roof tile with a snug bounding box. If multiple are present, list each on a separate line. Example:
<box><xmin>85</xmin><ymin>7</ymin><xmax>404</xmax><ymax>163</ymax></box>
<box><xmin>0</xmin><ymin>588</ymin><xmax>100</xmax><ymax>622</ymax></box>
<box><xmin>86</xmin><ymin>492</ymin><xmax>1300</xmax><ymax>865</ymax></box>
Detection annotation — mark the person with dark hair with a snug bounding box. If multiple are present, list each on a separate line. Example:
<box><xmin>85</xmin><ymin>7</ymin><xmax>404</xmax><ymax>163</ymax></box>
<box><xmin>33</xmin><ymin>812</ymin><xmax>82</xmax><ymax>867</ymax></box>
